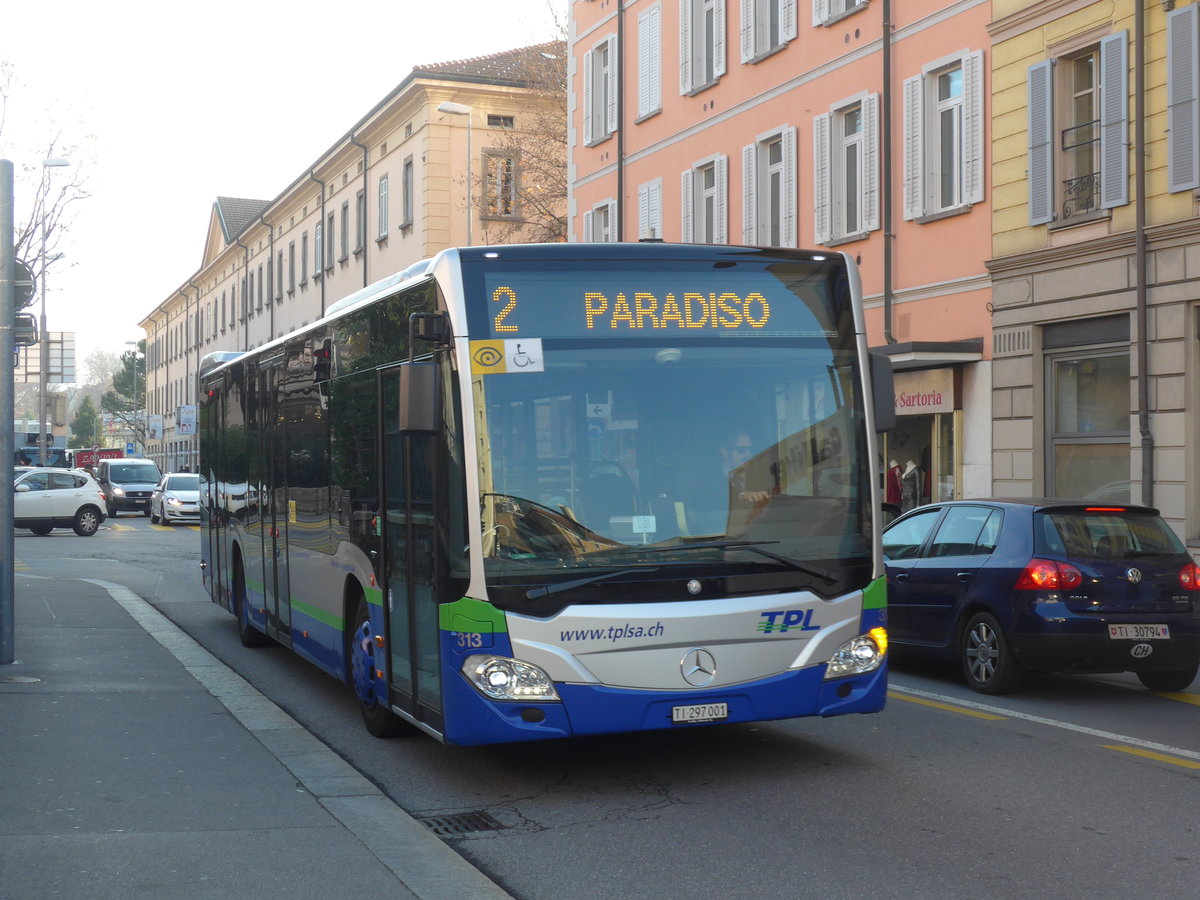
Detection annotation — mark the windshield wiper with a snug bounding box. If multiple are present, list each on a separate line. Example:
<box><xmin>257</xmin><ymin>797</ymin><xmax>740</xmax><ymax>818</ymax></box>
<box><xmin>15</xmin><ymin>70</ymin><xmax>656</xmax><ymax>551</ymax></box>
<box><xmin>635</xmin><ymin>540</ymin><xmax>838</xmax><ymax>584</ymax></box>
<box><xmin>525</xmin><ymin>566</ymin><xmax>662</xmax><ymax>601</ymax></box>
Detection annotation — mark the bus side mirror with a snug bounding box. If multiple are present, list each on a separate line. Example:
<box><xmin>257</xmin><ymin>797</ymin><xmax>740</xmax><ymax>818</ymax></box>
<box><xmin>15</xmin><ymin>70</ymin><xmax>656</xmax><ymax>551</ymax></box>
<box><xmin>398</xmin><ymin>362</ymin><xmax>439</xmax><ymax>433</ymax></box>
<box><xmin>870</xmin><ymin>352</ymin><xmax>896</xmax><ymax>433</ymax></box>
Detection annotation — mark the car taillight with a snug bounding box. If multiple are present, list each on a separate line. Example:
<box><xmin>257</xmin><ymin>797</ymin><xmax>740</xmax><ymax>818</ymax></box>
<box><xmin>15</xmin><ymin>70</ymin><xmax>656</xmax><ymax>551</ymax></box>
<box><xmin>1179</xmin><ymin>562</ymin><xmax>1200</xmax><ymax>591</ymax></box>
<box><xmin>1015</xmin><ymin>558</ymin><xmax>1083</xmax><ymax>590</ymax></box>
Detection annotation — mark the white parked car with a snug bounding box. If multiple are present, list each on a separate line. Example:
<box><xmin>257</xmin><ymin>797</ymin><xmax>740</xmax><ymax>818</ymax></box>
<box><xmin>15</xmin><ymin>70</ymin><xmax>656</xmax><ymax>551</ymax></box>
<box><xmin>13</xmin><ymin>467</ymin><xmax>107</xmax><ymax>536</ymax></box>
<box><xmin>151</xmin><ymin>472</ymin><xmax>201</xmax><ymax>525</ymax></box>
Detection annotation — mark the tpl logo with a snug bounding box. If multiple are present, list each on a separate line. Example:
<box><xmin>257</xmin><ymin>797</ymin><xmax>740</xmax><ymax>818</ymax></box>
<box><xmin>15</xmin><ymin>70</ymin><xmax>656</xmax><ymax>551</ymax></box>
<box><xmin>758</xmin><ymin>609</ymin><xmax>820</xmax><ymax>634</ymax></box>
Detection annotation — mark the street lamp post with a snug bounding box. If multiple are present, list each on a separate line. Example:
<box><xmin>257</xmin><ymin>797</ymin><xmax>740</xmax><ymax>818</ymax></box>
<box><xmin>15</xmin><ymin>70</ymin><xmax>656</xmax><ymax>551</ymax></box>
<box><xmin>37</xmin><ymin>157</ymin><xmax>70</xmax><ymax>466</ymax></box>
<box><xmin>437</xmin><ymin>102</ymin><xmax>474</xmax><ymax>246</ymax></box>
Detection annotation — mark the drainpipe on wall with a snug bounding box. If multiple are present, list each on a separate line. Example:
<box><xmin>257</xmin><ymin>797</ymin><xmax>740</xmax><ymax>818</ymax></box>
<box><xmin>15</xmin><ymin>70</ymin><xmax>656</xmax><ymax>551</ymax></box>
<box><xmin>616</xmin><ymin>2</ymin><xmax>626</xmax><ymax>241</ymax></box>
<box><xmin>881</xmin><ymin>0</ymin><xmax>896</xmax><ymax>344</ymax></box>
<box><xmin>233</xmin><ymin>235</ymin><xmax>250</xmax><ymax>352</ymax></box>
<box><xmin>1134</xmin><ymin>0</ymin><xmax>1153</xmax><ymax>506</ymax></box>
<box><xmin>350</xmin><ymin>133</ymin><xmax>369</xmax><ymax>288</ymax></box>
<box><xmin>187</xmin><ymin>278</ymin><xmax>202</xmax><ymax>471</ymax></box>
<box><xmin>259</xmin><ymin>216</ymin><xmax>276</xmax><ymax>341</ymax></box>
<box><xmin>309</xmin><ymin>170</ymin><xmax>327</xmax><ymax>317</ymax></box>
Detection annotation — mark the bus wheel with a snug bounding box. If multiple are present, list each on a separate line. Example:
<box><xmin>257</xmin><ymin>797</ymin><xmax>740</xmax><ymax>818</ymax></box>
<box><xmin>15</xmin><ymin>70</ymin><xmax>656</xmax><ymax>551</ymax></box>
<box><xmin>234</xmin><ymin>560</ymin><xmax>271</xmax><ymax>648</ymax></box>
<box><xmin>350</xmin><ymin>596</ymin><xmax>409</xmax><ymax>738</ymax></box>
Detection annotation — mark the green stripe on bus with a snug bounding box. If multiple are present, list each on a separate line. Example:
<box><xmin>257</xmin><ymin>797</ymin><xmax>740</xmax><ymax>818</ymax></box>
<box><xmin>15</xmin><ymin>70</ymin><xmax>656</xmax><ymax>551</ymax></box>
<box><xmin>291</xmin><ymin>599</ymin><xmax>344</xmax><ymax>630</ymax></box>
<box><xmin>366</xmin><ymin>585</ymin><xmax>383</xmax><ymax>608</ymax></box>
<box><xmin>863</xmin><ymin>576</ymin><xmax>886</xmax><ymax>610</ymax></box>
<box><xmin>439</xmin><ymin>597</ymin><xmax>508</xmax><ymax>634</ymax></box>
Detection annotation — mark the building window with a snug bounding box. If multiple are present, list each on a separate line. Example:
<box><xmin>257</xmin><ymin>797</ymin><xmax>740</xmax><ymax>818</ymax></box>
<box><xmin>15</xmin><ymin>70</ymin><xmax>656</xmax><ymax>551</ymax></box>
<box><xmin>339</xmin><ymin>203</ymin><xmax>349</xmax><ymax>262</ymax></box>
<box><xmin>378</xmin><ymin>175</ymin><xmax>389</xmax><ymax>239</ymax></box>
<box><xmin>1166</xmin><ymin>5</ymin><xmax>1199</xmax><ymax>193</ymax></box>
<box><xmin>401</xmin><ymin>157</ymin><xmax>414</xmax><ymax>227</ymax></box>
<box><xmin>355</xmin><ymin>191</ymin><xmax>366</xmax><ymax>251</ymax></box>
<box><xmin>487</xmin><ymin>114</ymin><xmax>515</xmax><ymax>128</ymax></box>
<box><xmin>314</xmin><ymin>223</ymin><xmax>323</xmax><ymax>277</ymax></box>
<box><xmin>257</xmin><ymin>265</ymin><xmax>264</xmax><ymax>311</ymax></box>
<box><xmin>742</xmin><ymin>126</ymin><xmax>796</xmax><ymax>247</ymax></box>
<box><xmin>741</xmin><ymin>0</ymin><xmax>796</xmax><ymax>62</ymax></box>
<box><xmin>277</xmin><ymin>251</ymin><xmax>284</xmax><ymax>299</ymax></box>
<box><xmin>903</xmin><ymin>51</ymin><xmax>984</xmax><ymax>221</ymax></box>
<box><xmin>301</xmin><ymin>232</ymin><xmax>309</xmax><ymax>287</ymax></box>
<box><xmin>812</xmin><ymin>0</ymin><xmax>865</xmax><ymax>28</ymax></box>
<box><xmin>288</xmin><ymin>242</ymin><xmax>296</xmax><ymax>293</ymax></box>
<box><xmin>221</xmin><ymin>291</ymin><xmax>226</xmax><ymax>333</ymax></box>
<box><xmin>637</xmin><ymin>4</ymin><xmax>662</xmax><ymax>119</ymax></box>
<box><xmin>680</xmin><ymin>0</ymin><xmax>726</xmax><ymax>95</ymax></box>
<box><xmin>813</xmin><ymin>93</ymin><xmax>880</xmax><ymax>244</ymax></box>
<box><xmin>483</xmin><ymin>152</ymin><xmax>518</xmax><ymax>218</ymax></box>
<box><xmin>583</xmin><ymin>199</ymin><xmax>617</xmax><ymax>241</ymax></box>
<box><xmin>584</xmin><ymin>35</ymin><xmax>618</xmax><ymax>145</ymax></box>
<box><xmin>681</xmin><ymin>154</ymin><xmax>728</xmax><ymax>243</ymax></box>
<box><xmin>327</xmin><ymin>212</ymin><xmax>336</xmax><ymax>269</ymax></box>
<box><xmin>1047</xmin><ymin>350</ymin><xmax>1131</xmax><ymax>500</ymax></box>
<box><xmin>1027</xmin><ymin>32</ymin><xmax>1128</xmax><ymax>226</ymax></box>
<box><xmin>242</xmin><ymin>277</ymin><xmax>250</xmax><ymax>319</ymax></box>
<box><xmin>638</xmin><ymin>177</ymin><xmax>663</xmax><ymax>240</ymax></box>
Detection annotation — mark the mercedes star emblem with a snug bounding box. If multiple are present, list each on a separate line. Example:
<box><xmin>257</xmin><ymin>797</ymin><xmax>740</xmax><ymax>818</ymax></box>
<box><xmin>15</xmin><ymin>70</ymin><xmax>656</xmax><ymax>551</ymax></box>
<box><xmin>681</xmin><ymin>648</ymin><xmax>717</xmax><ymax>687</ymax></box>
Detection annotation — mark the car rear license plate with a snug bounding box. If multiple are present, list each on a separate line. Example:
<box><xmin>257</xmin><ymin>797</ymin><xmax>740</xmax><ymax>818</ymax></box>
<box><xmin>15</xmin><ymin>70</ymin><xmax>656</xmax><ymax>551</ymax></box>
<box><xmin>1108</xmin><ymin>624</ymin><xmax>1170</xmax><ymax>640</ymax></box>
<box><xmin>671</xmin><ymin>702</ymin><xmax>728</xmax><ymax>723</ymax></box>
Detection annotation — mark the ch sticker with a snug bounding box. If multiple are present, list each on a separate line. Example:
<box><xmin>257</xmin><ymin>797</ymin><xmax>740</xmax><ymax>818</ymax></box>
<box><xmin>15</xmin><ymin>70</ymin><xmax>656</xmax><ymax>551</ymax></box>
<box><xmin>470</xmin><ymin>339</ymin><xmax>544</xmax><ymax>374</ymax></box>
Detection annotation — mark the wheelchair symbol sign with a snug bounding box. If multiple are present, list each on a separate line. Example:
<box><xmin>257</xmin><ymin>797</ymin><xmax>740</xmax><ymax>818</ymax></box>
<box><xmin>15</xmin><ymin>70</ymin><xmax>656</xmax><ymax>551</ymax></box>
<box><xmin>470</xmin><ymin>338</ymin><xmax>544</xmax><ymax>374</ymax></box>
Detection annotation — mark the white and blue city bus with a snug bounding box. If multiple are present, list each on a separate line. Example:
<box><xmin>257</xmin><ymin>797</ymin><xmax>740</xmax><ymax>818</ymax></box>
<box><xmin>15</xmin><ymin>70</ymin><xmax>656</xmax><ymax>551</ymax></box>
<box><xmin>199</xmin><ymin>242</ymin><xmax>894</xmax><ymax>746</ymax></box>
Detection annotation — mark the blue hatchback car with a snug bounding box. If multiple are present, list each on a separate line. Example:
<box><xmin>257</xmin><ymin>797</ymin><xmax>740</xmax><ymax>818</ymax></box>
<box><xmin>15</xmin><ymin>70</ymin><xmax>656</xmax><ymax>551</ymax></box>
<box><xmin>882</xmin><ymin>499</ymin><xmax>1200</xmax><ymax>694</ymax></box>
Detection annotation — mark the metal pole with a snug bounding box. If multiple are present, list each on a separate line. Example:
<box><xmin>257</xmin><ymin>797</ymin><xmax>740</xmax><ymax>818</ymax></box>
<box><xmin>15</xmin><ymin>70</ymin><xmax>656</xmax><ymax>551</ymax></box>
<box><xmin>2</xmin><ymin>159</ymin><xmax>18</xmax><ymax>664</ymax></box>
<box><xmin>37</xmin><ymin>166</ymin><xmax>48</xmax><ymax>466</ymax></box>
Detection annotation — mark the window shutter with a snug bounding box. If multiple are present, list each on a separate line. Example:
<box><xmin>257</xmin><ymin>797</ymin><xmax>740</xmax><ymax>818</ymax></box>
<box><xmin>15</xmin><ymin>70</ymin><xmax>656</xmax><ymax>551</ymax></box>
<box><xmin>1167</xmin><ymin>5</ymin><xmax>1200</xmax><ymax>192</ymax></box>
<box><xmin>962</xmin><ymin>50</ymin><xmax>985</xmax><ymax>206</ymax></box>
<box><xmin>863</xmin><ymin>93</ymin><xmax>881</xmax><ymax>232</ymax></box>
<box><xmin>607</xmin><ymin>200</ymin><xmax>619</xmax><ymax>242</ymax></box>
<box><xmin>715</xmin><ymin>154</ymin><xmax>729</xmax><ymax>243</ymax></box>
<box><xmin>812</xmin><ymin>0</ymin><xmax>828</xmax><ymax>28</ymax></box>
<box><xmin>583</xmin><ymin>50</ymin><xmax>595</xmax><ymax>146</ymax></box>
<box><xmin>813</xmin><ymin>113</ymin><xmax>832</xmax><ymax>244</ymax></box>
<box><xmin>740</xmin><ymin>0</ymin><xmax>754</xmax><ymax>63</ymax></box>
<box><xmin>782</xmin><ymin>126</ymin><xmax>797</xmax><ymax>247</ymax></box>
<box><xmin>681</xmin><ymin>169</ymin><xmax>695</xmax><ymax>241</ymax></box>
<box><xmin>1027</xmin><ymin>60</ymin><xmax>1055</xmax><ymax>226</ymax></box>
<box><xmin>583</xmin><ymin>210</ymin><xmax>595</xmax><ymax>242</ymax></box>
<box><xmin>781</xmin><ymin>0</ymin><xmax>797</xmax><ymax>43</ymax></box>
<box><xmin>902</xmin><ymin>73</ymin><xmax>925</xmax><ymax>221</ymax></box>
<box><xmin>638</xmin><ymin>6</ymin><xmax>662</xmax><ymax>118</ymax></box>
<box><xmin>680</xmin><ymin>0</ymin><xmax>693</xmax><ymax>95</ymax></box>
<box><xmin>713</xmin><ymin>0</ymin><xmax>727</xmax><ymax>78</ymax></box>
<box><xmin>1099</xmin><ymin>31</ymin><xmax>1129</xmax><ymax>210</ymax></box>
<box><xmin>606</xmin><ymin>36</ymin><xmax>620</xmax><ymax>137</ymax></box>
<box><xmin>743</xmin><ymin>143</ymin><xmax>758</xmax><ymax>244</ymax></box>
<box><xmin>639</xmin><ymin>180</ymin><xmax>663</xmax><ymax>239</ymax></box>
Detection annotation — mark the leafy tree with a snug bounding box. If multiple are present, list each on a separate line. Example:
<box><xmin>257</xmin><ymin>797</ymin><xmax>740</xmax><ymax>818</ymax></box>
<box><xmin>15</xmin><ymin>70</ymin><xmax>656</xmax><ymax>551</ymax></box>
<box><xmin>70</xmin><ymin>395</ymin><xmax>102</xmax><ymax>447</ymax></box>
<box><xmin>101</xmin><ymin>340</ymin><xmax>147</xmax><ymax>449</ymax></box>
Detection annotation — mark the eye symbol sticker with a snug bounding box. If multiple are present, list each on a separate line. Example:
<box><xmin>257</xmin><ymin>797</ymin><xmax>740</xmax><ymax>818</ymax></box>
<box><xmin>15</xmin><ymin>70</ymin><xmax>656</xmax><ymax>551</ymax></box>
<box><xmin>472</xmin><ymin>345</ymin><xmax>503</xmax><ymax>368</ymax></box>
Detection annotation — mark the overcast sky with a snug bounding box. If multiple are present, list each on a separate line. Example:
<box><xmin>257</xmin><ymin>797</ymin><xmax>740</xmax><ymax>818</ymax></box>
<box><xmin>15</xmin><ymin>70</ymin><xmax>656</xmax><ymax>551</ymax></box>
<box><xmin>2</xmin><ymin>0</ymin><xmax>563</xmax><ymax>381</ymax></box>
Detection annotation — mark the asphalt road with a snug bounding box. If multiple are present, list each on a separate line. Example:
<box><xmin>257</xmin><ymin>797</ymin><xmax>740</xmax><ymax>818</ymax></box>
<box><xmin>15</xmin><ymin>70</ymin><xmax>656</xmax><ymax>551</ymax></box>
<box><xmin>14</xmin><ymin>515</ymin><xmax>1200</xmax><ymax>899</ymax></box>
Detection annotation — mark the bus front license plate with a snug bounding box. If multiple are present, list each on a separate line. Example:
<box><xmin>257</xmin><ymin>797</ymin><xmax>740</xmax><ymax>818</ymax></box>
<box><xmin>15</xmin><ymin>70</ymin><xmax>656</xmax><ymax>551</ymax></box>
<box><xmin>672</xmin><ymin>702</ymin><xmax>728</xmax><ymax>723</ymax></box>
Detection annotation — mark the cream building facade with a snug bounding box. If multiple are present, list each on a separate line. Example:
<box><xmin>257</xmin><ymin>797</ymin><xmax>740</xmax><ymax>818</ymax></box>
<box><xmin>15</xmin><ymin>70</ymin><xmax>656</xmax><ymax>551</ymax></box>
<box><xmin>987</xmin><ymin>0</ymin><xmax>1200</xmax><ymax>542</ymax></box>
<box><xmin>139</xmin><ymin>44</ymin><xmax>564</xmax><ymax>472</ymax></box>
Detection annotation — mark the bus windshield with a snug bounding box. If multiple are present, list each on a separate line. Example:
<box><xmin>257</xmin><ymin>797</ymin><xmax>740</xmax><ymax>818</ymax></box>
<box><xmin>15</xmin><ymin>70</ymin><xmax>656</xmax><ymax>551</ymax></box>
<box><xmin>465</xmin><ymin>254</ymin><xmax>872</xmax><ymax>610</ymax></box>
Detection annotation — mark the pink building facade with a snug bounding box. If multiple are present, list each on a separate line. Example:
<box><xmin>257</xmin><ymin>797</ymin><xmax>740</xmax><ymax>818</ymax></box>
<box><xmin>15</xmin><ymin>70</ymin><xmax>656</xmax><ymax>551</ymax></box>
<box><xmin>569</xmin><ymin>0</ymin><xmax>995</xmax><ymax>502</ymax></box>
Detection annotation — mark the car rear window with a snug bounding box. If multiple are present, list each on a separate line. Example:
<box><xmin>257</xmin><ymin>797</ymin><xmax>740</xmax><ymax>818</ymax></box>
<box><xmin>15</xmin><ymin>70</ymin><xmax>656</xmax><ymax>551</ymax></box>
<box><xmin>1036</xmin><ymin>509</ymin><xmax>1185</xmax><ymax>559</ymax></box>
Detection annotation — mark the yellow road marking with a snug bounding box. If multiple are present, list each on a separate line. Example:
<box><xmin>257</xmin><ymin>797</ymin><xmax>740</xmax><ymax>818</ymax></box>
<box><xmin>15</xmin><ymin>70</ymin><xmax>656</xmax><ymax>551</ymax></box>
<box><xmin>1102</xmin><ymin>745</ymin><xmax>1200</xmax><ymax>769</ymax></box>
<box><xmin>1154</xmin><ymin>691</ymin><xmax>1200</xmax><ymax>707</ymax></box>
<box><xmin>887</xmin><ymin>690</ymin><xmax>1006</xmax><ymax>720</ymax></box>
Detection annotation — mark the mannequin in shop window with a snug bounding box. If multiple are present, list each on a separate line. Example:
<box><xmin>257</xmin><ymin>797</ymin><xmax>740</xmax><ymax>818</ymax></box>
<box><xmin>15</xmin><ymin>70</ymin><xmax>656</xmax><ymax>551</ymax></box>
<box><xmin>886</xmin><ymin>459</ymin><xmax>903</xmax><ymax>506</ymax></box>
<box><xmin>900</xmin><ymin>459</ymin><xmax>922</xmax><ymax>513</ymax></box>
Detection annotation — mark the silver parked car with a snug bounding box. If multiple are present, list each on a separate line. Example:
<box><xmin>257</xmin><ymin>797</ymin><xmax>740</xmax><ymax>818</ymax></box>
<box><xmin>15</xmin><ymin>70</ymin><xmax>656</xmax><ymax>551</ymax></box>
<box><xmin>150</xmin><ymin>472</ymin><xmax>201</xmax><ymax>525</ymax></box>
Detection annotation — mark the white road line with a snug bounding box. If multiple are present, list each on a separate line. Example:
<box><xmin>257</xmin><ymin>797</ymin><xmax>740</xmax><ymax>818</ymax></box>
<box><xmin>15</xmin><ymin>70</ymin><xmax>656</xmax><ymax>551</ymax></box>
<box><xmin>889</xmin><ymin>683</ymin><xmax>1200</xmax><ymax>762</ymax></box>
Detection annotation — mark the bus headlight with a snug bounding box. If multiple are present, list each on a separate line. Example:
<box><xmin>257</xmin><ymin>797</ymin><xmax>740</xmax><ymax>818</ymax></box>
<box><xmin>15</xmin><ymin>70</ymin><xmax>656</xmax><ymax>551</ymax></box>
<box><xmin>824</xmin><ymin>628</ymin><xmax>888</xmax><ymax>679</ymax></box>
<box><xmin>463</xmin><ymin>654</ymin><xmax>560</xmax><ymax>701</ymax></box>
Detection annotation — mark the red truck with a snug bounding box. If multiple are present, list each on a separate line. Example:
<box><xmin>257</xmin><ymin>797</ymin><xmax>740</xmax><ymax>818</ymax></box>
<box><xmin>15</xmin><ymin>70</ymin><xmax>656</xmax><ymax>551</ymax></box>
<box><xmin>70</xmin><ymin>447</ymin><xmax>126</xmax><ymax>469</ymax></box>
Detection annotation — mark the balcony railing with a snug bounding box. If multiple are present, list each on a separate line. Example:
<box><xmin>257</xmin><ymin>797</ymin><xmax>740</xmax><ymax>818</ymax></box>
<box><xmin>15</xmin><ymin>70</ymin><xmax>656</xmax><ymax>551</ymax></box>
<box><xmin>1062</xmin><ymin>172</ymin><xmax>1099</xmax><ymax>221</ymax></box>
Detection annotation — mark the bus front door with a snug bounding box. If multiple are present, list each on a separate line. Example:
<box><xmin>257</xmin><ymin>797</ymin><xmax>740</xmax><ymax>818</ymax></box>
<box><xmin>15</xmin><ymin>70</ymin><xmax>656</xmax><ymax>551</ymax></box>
<box><xmin>380</xmin><ymin>365</ymin><xmax>443</xmax><ymax>732</ymax></box>
<box><xmin>263</xmin><ymin>362</ymin><xmax>292</xmax><ymax>645</ymax></box>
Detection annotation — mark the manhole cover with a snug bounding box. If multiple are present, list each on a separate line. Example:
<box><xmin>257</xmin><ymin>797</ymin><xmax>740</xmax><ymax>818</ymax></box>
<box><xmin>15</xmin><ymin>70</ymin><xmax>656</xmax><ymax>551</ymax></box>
<box><xmin>0</xmin><ymin>675</ymin><xmax>42</xmax><ymax>684</ymax></box>
<box><xmin>417</xmin><ymin>810</ymin><xmax>507</xmax><ymax>837</ymax></box>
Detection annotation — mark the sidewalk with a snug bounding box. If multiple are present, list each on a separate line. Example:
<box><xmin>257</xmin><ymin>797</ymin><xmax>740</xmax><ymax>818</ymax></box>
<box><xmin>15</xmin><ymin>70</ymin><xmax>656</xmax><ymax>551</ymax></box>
<box><xmin>0</xmin><ymin>573</ymin><xmax>512</xmax><ymax>900</ymax></box>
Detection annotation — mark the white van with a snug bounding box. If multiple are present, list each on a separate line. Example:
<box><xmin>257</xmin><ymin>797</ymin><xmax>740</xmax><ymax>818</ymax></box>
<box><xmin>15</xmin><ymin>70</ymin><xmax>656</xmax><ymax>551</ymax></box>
<box><xmin>96</xmin><ymin>458</ymin><xmax>163</xmax><ymax>517</ymax></box>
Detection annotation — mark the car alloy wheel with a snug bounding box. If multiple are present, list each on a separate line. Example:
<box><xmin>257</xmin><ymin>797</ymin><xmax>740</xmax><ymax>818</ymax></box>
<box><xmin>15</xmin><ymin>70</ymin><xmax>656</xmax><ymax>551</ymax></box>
<box><xmin>961</xmin><ymin>611</ymin><xmax>1024</xmax><ymax>694</ymax></box>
